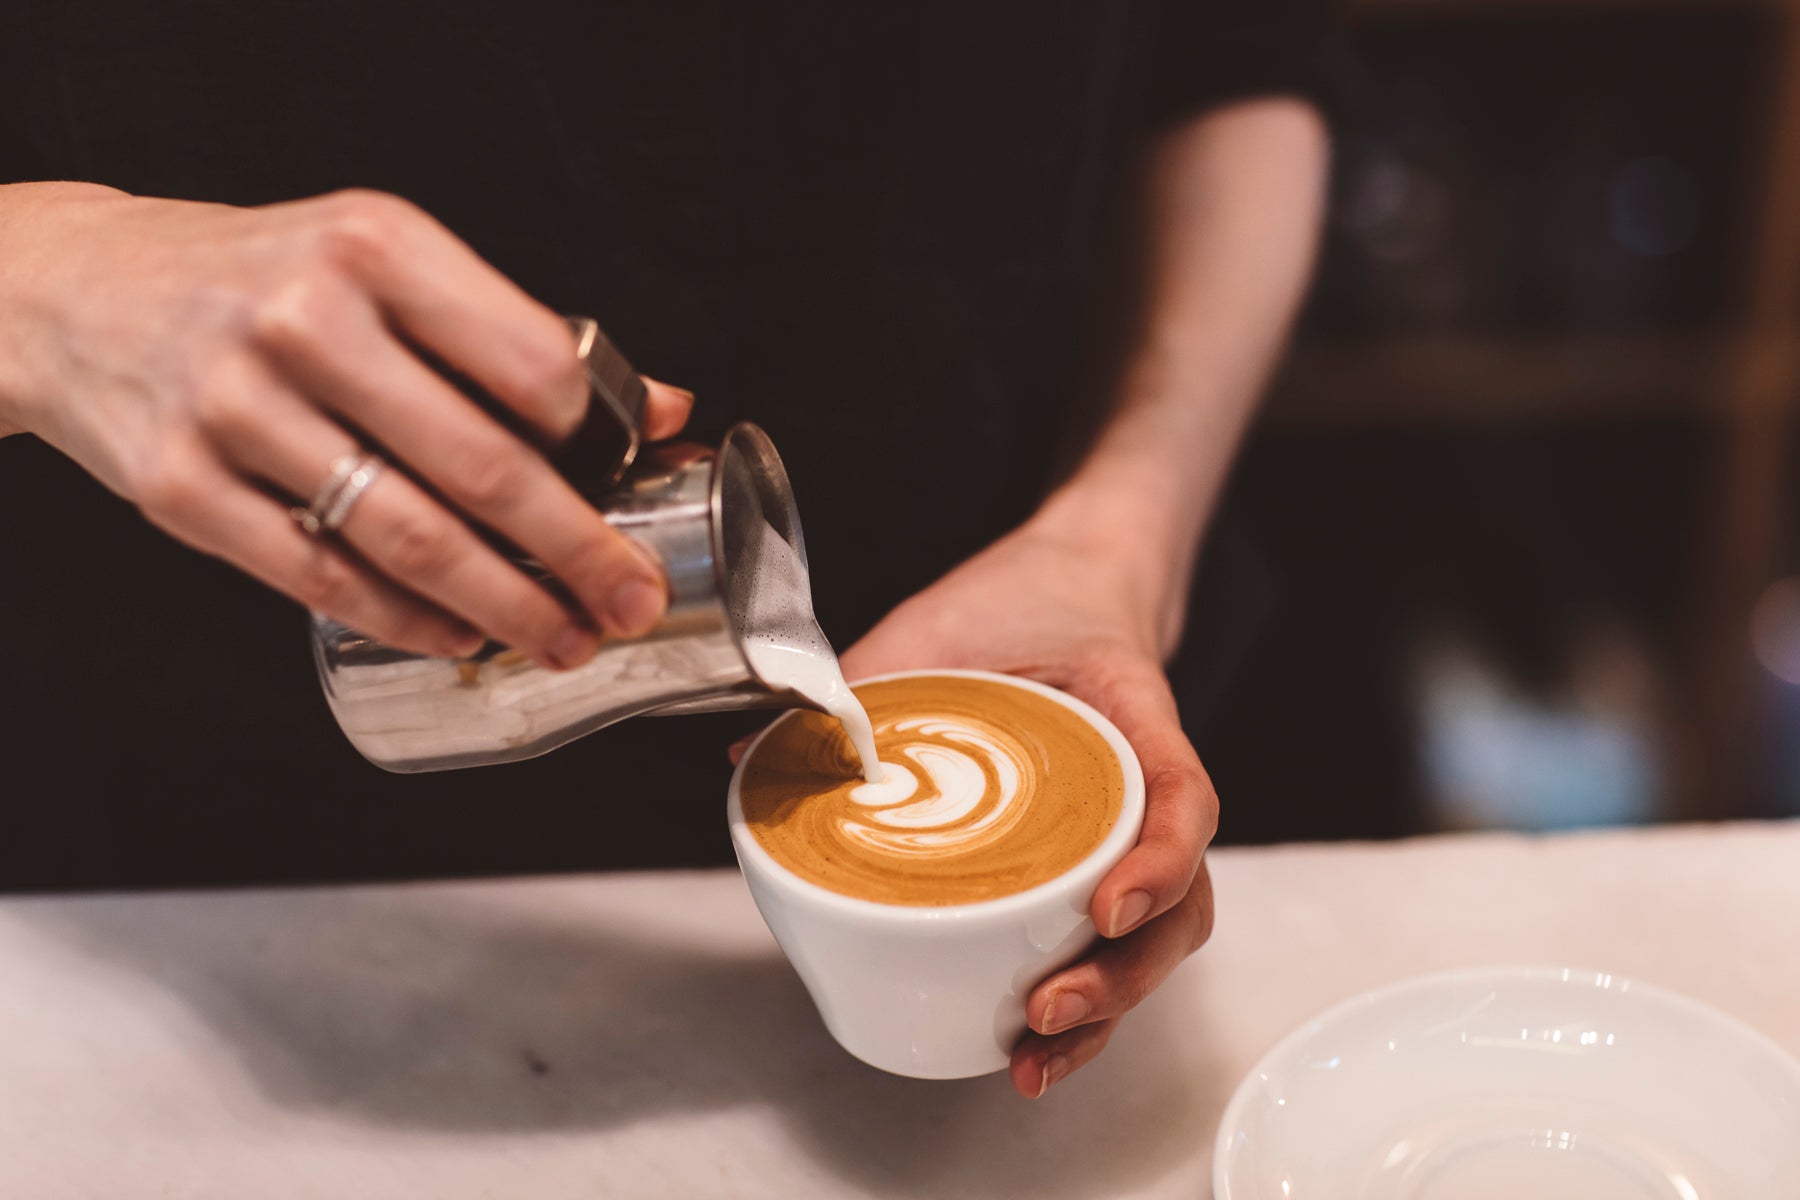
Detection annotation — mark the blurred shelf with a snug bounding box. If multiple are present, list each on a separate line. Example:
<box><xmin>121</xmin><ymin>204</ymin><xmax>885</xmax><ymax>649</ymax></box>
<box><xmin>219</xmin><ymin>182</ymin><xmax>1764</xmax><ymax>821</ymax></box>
<box><xmin>1355</xmin><ymin>0</ymin><xmax>1797</xmax><ymax>13</ymax></box>
<box><xmin>1310</xmin><ymin>0</ymin><xmax>1800</xmax><ymax>819</ymax></box>
<box><xmin>1263</xmin><ymin>330</ymin><xmax>1796</xmax><ymax>428</ymax></box>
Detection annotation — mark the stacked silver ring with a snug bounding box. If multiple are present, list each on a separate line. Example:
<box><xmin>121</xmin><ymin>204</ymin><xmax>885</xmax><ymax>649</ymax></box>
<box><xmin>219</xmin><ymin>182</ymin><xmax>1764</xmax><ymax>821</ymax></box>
<box><xmin>291</xmin><ymin>451</ymin><xmax>386</xmax><ymax>537</ymax></box>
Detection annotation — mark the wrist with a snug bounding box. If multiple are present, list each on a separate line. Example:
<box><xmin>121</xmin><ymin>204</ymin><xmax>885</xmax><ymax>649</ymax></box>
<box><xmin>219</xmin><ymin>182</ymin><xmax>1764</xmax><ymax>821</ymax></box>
<box><xmin>0</xmin><ymin>182</ymin><xmax>131</xmax><ymax>435</ymax></box>
<box><xmin>1032</xmin><ymin>471</ymin><xmax>1176</xmax><ymax>564</ymax></box>
<box><xmin>1026</xmin><ymin>470</ymin><xmax>1195</xmax><ymax>658</ymax></box>
<box><xmin>1031</xmin><ymin>387</ymin><xmax>1247</xmax><ymax>659</ymax></box>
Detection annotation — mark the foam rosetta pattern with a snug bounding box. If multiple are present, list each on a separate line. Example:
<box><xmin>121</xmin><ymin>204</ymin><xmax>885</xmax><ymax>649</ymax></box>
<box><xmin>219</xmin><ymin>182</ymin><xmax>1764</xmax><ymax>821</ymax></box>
<box><xmin>840</xmin><ymin>717</ymin><xmax>1031</xmax><ymax>856</ymax></box>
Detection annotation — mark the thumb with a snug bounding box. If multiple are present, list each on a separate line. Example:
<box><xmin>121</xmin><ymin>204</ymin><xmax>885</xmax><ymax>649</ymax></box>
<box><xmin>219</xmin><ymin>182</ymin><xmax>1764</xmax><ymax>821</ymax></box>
<box><xmin>639</xmin><ymin>377</ymin><xmax>696</xmax><ymax>441</ymax></box>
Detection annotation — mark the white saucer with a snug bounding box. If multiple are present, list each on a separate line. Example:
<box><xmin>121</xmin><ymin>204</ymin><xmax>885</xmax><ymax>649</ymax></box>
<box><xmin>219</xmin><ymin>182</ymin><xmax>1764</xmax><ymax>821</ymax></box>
<box><xmin>1213</xmin><ymin>966</ymin><xmax>1800</xmax><ymax>1199</ymax></box>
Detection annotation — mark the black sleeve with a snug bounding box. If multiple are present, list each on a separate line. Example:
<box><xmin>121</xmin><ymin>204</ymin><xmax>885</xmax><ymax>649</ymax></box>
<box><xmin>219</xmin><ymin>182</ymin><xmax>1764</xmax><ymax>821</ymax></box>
<box><xmin>1139</xmin><ymin>0</ymin><xmax>1352</xmax><ymax>131</ymax></box>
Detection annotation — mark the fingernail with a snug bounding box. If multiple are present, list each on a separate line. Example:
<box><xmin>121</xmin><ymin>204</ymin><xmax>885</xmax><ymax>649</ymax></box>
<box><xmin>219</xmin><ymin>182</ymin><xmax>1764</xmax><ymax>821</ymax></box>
<box><xmin>1039</xmin><ymin>1054</ymin><xmax>1070</xmax><ymax>1096</ymax></box>
<box><xmin>1041</xmin><ymin>990</ymin><xmax>1090</xmax><ymax>1035</ymax></box>
<box><xmin>606</xmin><ymin>577</ymin><xmax>666</xmax><ymax>639</ymax></box>
<box><xmin>547</xmin><ymin>625</ymin><xmax>599</xmax><ymax>670</ymax></box>
<box><xmin>1107</xmin><ymin>889</ymin><xmax>1154</xmax><ymax>937</ymax></box>
<box><xmin>444</xmin><ymin>626</ymin><xmax>485</xmax><ymax>658</ymax></box>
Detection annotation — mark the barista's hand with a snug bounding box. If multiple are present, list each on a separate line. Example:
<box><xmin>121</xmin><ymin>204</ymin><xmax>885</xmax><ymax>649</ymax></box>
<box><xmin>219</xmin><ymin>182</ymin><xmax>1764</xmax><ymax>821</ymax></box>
<box><xmin>0</xmin><ymin>182</ymin><xmax>693</xmax><ymax>667</ymax></box>
<box><xmin>835</xmin><ymin>521</ymin><xmax>1217</xmax><ymax>1099</ymax></box>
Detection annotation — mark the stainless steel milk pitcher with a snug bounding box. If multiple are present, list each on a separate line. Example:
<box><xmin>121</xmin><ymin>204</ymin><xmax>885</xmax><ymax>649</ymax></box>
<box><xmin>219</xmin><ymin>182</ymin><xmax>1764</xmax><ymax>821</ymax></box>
<box><xmin>312</xmin><ymin>320</ymin><xmax>840</xmax><ymax>772</ymax></box>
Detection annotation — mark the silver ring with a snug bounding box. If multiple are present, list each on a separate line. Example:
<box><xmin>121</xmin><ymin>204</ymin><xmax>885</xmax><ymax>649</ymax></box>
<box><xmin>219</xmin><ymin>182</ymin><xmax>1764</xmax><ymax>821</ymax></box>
<box><xmin>290</xmin><ymin>451</ymin><xmax>384</xmax><ymax>536</ymax></box>
<box><xmin>318</xmin><ymin>453</ymin><xmax>385</xmax><ymax>532</ymax></box>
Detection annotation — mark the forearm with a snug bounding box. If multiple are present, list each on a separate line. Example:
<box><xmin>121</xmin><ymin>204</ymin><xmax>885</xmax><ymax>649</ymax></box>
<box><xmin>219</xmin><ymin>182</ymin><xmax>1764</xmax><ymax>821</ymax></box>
<box><xmin>1033</xmin><ymin>98</ymin><xmax>1329</xmax><ymax>652</ymax></box>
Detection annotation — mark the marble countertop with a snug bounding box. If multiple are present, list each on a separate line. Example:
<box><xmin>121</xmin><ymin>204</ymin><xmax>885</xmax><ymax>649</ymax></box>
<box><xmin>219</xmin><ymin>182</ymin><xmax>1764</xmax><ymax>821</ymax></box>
<box><xmin>2</xmin><ymin>820</ymin><xmax>1796</xmax><ymax>1198</ymax></box>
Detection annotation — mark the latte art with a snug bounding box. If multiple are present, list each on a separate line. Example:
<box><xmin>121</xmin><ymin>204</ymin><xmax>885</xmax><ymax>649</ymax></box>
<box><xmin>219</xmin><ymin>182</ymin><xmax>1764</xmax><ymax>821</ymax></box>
<box><xmin>842</xmin><ymin>718</ymin><xmax>1029</xmax><ymax>855</ymax></box>
<box><xmin>739</xmin><ymin>674</ymin><xmax>1124</xmax><ymax>906</ymax></box>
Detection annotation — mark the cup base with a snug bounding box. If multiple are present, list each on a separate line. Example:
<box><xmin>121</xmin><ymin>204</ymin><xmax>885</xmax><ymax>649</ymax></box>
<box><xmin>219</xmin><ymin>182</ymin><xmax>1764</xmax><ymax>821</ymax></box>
<box><xmin>822</xmin><ymin>1012</ymin><xmax>1011</xmax><ymax>1080</ymax></box>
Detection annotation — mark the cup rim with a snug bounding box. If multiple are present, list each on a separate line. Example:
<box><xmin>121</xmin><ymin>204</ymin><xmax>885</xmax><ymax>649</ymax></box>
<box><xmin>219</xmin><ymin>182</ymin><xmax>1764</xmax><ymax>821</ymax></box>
<box><xmin>727</xmin><ymin>667</ymin><xmax>1147</xmax><ymax>925</ymax></box>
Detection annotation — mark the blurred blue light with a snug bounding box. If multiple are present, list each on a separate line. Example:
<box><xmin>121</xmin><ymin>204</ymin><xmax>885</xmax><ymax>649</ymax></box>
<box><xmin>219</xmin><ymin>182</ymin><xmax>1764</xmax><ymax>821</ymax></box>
<box><xmin>1607</xmin><ymin>157</ymin><xmax>1700</xmax><ymax>258</ymax></box>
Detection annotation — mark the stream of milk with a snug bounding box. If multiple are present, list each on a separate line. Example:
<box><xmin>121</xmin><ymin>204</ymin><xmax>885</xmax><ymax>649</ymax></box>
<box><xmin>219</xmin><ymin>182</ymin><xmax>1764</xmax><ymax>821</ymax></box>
<box><xmin>732</xmin><ymin>515</ymin><xmax>882</xmax><ymax>783</ymax></box>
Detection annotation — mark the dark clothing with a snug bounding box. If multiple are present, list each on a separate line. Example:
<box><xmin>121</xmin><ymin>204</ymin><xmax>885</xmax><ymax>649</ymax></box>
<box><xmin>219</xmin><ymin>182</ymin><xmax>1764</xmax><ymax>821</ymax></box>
<box><xmin>0</xmin><ymin>3</ymin><xmax>1338</xmax><ymax>889</ymax></box>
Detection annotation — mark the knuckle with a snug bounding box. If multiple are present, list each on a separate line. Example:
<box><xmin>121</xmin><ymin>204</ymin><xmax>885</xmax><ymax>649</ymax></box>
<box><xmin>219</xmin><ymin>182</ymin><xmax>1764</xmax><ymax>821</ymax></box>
<box><xmin>292</xmin><ymin>547</ymin><xmax>356</xmax><ymax>614</ymax></box>
<box><xmin>1191</xmin><ymin>902</ymin><xmax>1216</xmax><ymax>955</ymax></box>
<box><xmin>451</xmin><ymin>438</ymin><xmax>534</xmax><ymax>511</ymax></box>
<box><xmin>317</xmin><ymin>189</ymin><xmax>419</xmax><ymax>267</ymax></box>
<box><xmin>1140</xmin><ymin>790</ymin><xmax>1193</xmax><ymax>847</ymax></box>
<box><xmin>1185</xmin><ymin>877</ymin><xmax>1217</xmax><ymax>954</ymax></box>
<box><xmin>188</xmin><ymin>370</ymin><xmax>261</xmax><ymax>440</ymax></box>
<box><xmin>384</xmin><ymin>615</ymin><xmax>455</xmax><ymax>656</ymax></box>
<box><xmin>248</xmin><ymin>268</ymin><xmax>340</xmax><ymax>356</ymax></box>
<box><xmin>384</xmin><ymin>512</ymin><xmax>461</xmax><ymax>579</ymax></box>
<box><xmin>1196</xmin><ymin>770</ymin><xmax>1221</xmax><ymax>835</ymax></box>
<box><xmin>133</xmin><ymin>448</ymin><xmax>206</xmax><ymax>524</ymax></box>
<box><xmin>1079</xmin><ymin>1022</ymin><xmax>1118</xmax><ymax>1062</ymax></box>
<box><xmin>1149</xmin><ymin>749</ymin><xmax>1217</xmax><ymax>834</ymax></box>
<box><xmin>496</xmin><ymin>593</ymin><xmax>573</xmax><ymax>658</ymax></box>
<box><xmin>1112</xmin><ymin>964</ymin><xmax>1157</xmax><ymax>1013</ymax></box>
<box><xmin>558</xmin><ymin>525</ymin><xmax>636</xmax><ymax>589</ymax></box>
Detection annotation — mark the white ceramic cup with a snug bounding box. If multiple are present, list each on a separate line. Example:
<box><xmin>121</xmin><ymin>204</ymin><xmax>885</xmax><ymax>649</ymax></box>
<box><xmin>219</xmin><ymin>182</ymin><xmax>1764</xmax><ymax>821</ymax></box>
<box><xmin>727</xmin><ymin>668</ymin><xmax>1147</xmax><ymax>1079</ymax></box>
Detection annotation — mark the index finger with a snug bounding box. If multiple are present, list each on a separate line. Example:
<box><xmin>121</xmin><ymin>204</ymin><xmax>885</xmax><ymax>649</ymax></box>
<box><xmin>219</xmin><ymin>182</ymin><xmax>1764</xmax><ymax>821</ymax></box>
<box><xmin>1076</xmin><ymin>655</ymin><xmax>1218</xmax><ymax>939</ymax></box>
<box><xmin>249</xmin><ymin>280</ymin><xmax>667</xmax><ymax>642</ymax></box>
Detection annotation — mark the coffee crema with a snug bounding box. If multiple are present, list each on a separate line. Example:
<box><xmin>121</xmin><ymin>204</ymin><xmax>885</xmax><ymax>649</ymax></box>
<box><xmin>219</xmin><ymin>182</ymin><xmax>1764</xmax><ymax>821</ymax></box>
<box><xmin>738</xmin><ymin>675</ymin><xmax>1124</xmax><ymax>906</ymax></box>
